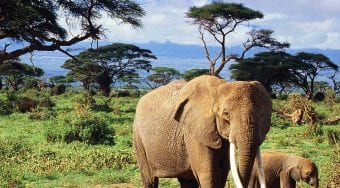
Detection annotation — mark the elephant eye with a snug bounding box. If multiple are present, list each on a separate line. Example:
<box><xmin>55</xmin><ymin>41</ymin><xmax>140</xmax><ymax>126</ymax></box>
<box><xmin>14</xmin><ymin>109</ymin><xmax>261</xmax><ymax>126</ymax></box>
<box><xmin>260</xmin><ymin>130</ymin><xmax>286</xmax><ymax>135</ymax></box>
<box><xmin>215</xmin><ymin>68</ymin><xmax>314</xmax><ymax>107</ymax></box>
<box><xmin>222</xmin><ymin>111</ymin><xmax>230</xmax><ymax>120</ymax></box>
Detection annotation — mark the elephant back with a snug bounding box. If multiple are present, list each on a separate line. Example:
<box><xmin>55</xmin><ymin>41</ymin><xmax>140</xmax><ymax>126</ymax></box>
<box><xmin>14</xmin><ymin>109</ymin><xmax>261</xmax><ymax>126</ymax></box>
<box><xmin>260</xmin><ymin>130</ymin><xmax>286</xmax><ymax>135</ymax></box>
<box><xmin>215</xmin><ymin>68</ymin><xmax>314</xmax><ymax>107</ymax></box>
<box><xmin>135</xmin><ymin>80</ymin><xmax>187</xmax><ymax>125</ymax></box>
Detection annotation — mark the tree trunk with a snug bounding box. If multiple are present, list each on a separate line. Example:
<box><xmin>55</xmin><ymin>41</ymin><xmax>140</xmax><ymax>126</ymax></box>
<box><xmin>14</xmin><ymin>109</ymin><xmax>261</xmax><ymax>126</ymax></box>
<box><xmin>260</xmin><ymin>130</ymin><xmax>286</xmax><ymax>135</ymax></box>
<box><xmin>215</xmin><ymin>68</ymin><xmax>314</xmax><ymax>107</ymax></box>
<box><xmin>99</xmin><ymin>82</ymin><xmax>111</xmax><ymax>96</ymax></box>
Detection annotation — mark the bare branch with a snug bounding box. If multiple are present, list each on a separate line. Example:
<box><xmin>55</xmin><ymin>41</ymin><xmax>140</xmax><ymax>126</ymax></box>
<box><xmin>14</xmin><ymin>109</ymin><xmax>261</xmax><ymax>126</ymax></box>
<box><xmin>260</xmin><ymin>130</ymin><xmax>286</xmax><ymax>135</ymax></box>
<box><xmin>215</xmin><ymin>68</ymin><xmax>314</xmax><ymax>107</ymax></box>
<box><xmin>0</xmin><ymin>31</ymin><xmax>94</xmax><ymax>62</ymax></box>
<box><xmin>199</xmin><ymin>31</ymin><xmax>222</xmax><ymax>75</ymax></box>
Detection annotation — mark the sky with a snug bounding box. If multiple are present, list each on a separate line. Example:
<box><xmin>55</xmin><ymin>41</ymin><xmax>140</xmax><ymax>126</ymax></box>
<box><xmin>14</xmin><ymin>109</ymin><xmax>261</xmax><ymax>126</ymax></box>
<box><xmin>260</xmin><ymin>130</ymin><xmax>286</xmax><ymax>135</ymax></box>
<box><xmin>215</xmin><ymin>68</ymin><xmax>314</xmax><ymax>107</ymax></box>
<box><xmin>94</xmin><ymin>0</ymin><xmax>340</xmax><ymax>50</ymax></box>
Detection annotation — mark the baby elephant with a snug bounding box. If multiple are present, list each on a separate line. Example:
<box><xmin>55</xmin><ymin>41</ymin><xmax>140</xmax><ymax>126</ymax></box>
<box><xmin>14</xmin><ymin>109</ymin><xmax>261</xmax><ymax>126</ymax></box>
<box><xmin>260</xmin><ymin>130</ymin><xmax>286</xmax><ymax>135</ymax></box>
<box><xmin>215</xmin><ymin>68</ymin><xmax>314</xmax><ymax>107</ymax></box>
<box><xmin>249</xmin><ymin>151</ymin><xmax>319</xmax><ymax>188</ymax></box>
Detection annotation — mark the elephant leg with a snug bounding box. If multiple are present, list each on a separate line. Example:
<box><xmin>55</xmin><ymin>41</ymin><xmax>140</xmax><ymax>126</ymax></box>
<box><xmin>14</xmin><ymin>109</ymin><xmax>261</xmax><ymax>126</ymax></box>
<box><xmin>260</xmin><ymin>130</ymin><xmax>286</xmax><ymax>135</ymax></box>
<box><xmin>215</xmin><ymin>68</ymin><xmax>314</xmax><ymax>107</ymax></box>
<box><xmin>178</xmin><ymin>178</ymin><xmax>199</xmax><ymax>188</ymax></box>
<box><xmin>141</xmin><ymin>176</ymin><xmax>158</xmax><ymax>188</ymax></box>
<box><xmin>134</xmin><ymin>134</ymin><xmax>158</xmax><ymax>188</ymax></box>
<box><xmin>280</xmin><ymin>173</ymin><xmax>296</xmax><ymax>188</ymax></box>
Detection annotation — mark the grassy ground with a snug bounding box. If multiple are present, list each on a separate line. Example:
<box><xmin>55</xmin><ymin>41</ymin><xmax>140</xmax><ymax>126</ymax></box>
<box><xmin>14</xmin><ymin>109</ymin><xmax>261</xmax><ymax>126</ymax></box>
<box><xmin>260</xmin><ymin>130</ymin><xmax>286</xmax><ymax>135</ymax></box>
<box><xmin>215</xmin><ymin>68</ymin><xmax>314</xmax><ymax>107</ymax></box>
<box><xmin>0</xmin><ymin>89</ymin><xmax>339</xmax><ymax>187</ymax></box>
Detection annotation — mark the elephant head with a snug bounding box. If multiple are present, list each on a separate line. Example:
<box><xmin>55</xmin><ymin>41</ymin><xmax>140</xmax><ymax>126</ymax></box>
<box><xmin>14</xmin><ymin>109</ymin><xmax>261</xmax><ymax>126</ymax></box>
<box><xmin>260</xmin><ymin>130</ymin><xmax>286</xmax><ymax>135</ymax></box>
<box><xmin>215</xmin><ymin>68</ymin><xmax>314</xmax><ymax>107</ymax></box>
<box><xmin>173</xmin><ymin>76</ymin><xmax>271</xmax><ymax>187</ymax></box>
<box><xmin>288</xmin><ymin>157</ymin><xmax>319</xmax><ymax>188</ymax></box>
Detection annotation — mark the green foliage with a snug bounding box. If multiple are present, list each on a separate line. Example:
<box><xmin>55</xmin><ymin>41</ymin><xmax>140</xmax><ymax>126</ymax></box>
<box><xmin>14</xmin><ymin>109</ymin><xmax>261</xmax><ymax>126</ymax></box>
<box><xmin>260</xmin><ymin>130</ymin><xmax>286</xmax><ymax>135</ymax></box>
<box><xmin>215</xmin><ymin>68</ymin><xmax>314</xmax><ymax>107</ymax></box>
<box><xmin>326</xmin><ymin>128</ymin><xmax>339</xmax><ymax>145</ymax></box>
<box><xmin>0</xmin><ymin>60</ymin><xmax>44</xmax><ymax>90</ymax></box>
<box><xmin>62</xmin><ymin>43</ymin><xmax>156</xmax><ymax>95</ymax></box>
<box><xmin>47</xmin><ymin>113</ymin><xmax>115</xmax><ymax>145</ymax></box>
<box><xmin>325</xmin><ymin>89</ymin><xmax>336</xmax><ymax>108</ymax></box>
<box><xmin>271</xmin><ymin>112</ymin><xmax>290</xmax><ymax>129</ymax></box>
<box><xmin>186</xmin><ymin>2</ymin><xmax>288</xmax><ymax>76</ymax></box>
<box><xmin>182</xmin><ymin>68</ymin><xmax>209</xmax><ymax>81</ymax></box>
<box><xmin>0</xmin><ymin>89</ymin><xmax>338</xmax><ymax>187</ymax></box>
<box><xmin>0</xmin><ymin>90</ymin><xmax>55</xmax><ymax>114</ymax></box>
<box><xmin>146</xmin><ymin>66</ymin><xmax>180</xmax><ymax>88</ymax></box>
<box><xmin>289</xmin><ymin>52</ymin><xmax>338</xmax><ymax>94</ymax></box>
<box><xmin>51</xmin><ymin>84</ymin><xmax>67</xmax><ymax>95</ymax></box>
<box><xmin>111</xmin><ymin>89</ymin><xmax>145</xmax><ymax>98</ymax></box>
<box><xmin>230</xmin><ymin>51</ymin><xmax>338</xmax><ymax>95</ymax></box>
<box><xmin>230</xmin><ymin>51</ymin><xmax>293</xmax><ymax>92</ymax></box>
<box><xmin>0</xmin><ymin>0</ymin><xmax>145</xmax><ymax>62</ymax></box>
<box><xmin>187</xmin><ymin>2</ymin><xmax>263</xmax><ymax>25</ymax></box>
<box><xmin>0</xmin><ymin>92</ymin><xmax>13</xmax><ymax>115</ymax></box>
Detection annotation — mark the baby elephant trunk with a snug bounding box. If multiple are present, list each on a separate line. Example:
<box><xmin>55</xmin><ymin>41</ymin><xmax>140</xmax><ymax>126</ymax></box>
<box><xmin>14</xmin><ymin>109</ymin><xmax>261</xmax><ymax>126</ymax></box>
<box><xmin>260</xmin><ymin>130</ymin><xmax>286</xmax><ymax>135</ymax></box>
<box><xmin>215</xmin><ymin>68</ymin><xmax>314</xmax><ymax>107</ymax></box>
<box><xmin>310</xmin><ymin>176</ymin><xmax>319</xmax><ymax>188</ymax></box>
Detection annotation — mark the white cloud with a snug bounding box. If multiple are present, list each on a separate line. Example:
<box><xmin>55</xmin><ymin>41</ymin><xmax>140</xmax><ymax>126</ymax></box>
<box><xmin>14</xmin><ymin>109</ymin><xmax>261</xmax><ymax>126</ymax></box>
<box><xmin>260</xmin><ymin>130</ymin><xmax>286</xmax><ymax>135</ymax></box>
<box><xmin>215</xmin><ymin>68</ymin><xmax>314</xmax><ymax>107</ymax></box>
<box><xmin>68</xmin><ymin>0</ymin><xmax>340</xmax><ymax>50</ymax></box>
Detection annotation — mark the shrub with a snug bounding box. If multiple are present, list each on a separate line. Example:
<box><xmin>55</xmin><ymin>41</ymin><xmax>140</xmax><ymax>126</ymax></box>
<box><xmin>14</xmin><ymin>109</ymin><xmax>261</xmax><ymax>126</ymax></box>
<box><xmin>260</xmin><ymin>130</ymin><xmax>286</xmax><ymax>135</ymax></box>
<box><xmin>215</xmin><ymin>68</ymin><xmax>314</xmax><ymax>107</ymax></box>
<box><xmin>327</xmin><ymin>129</ymin><xmax>339</xmax><ymax>146</ymax></box>
<box><xmin>29</xmin><ymin>107</ymin><xmax>57</xmax><ymax>121</ymax></box>
<box><xmin>324</xmin><ymin>89</ymin><xmax>336</xmax><ymax>108</ymax></box>
<box><xmin>313</xmin><ymin>91</ymin><xmax>325</xmax><ymax>101</ymax></box>
<box><xmin>271</xmin><ymin>112</ymin><xmax>290</xmax><ymax>129</ymax></box>
<box><xmin>0</xmin><ymin>93</ymin><xmax>12</xmax><ymax>115</ymax></box>
<box><xmin>15</xmin><ymin>96</ymin><xmax>38</xmax><ymax>112</ymax></box>
<box><xmin>47</xmin><ymin>114</ymin><xmax>115</xmax><ymax>145</ymax></box>
<box><xmin>20</xmin><ymin>89</ymin><xmax>55</xmax><ymax>110</ymax></box>
<box><xmin>287</xmin><ymin>93</ymin><xmax>318</xmax><ymax>125</ymax></box>
<box><xmin>51</xmin><ymin>84</ymin><xmax>66</xmax><ymax>95</ymax></box>
<box><xmin>110</xmin><ymin>89</ymin><xmax>144</xmax><ymax>98</ymax></box>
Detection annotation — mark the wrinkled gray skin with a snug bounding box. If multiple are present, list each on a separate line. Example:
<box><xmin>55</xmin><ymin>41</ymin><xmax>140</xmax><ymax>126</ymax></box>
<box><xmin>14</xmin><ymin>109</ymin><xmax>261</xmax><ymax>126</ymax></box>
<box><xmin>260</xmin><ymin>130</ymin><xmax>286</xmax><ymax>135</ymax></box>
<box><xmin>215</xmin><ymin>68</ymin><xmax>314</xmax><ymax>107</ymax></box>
<box><xmin>133</xmin><ymin>75</ymin><xmax>272</xmax><ymax>188</ymax></box>
<box><xmin>249</xmin><ymin>152</ymin><xmax>319</xmax><ymax>188</ymax></box>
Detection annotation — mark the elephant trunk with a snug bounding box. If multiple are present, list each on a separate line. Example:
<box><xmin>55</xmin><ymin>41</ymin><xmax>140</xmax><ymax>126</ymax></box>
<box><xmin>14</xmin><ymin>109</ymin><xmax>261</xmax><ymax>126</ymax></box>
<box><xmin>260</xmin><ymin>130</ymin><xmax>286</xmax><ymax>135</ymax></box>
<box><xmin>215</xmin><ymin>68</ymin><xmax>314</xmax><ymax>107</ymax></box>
<box><xmin>310</xmin><ymin>176</ymin><xmax>319</xmax><ymax>188</ymax></box>
<box><xmin>236</xmin><ymin>114</ymin><xmax>258</xmax><ymax>187</ymax></box>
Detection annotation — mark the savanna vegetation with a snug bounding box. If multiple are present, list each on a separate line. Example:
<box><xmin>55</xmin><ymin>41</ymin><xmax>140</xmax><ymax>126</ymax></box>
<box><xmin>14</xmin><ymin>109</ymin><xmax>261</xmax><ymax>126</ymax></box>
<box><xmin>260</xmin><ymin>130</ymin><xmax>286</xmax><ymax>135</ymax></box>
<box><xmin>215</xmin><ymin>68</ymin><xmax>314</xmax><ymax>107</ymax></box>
<box><xmin>0</xmin><ymin>0</ymin><xmax>339</xmax><ymax>187</ymax></box>
<box><xmin>0</xmin><ymin>87</ymin><xmax>339</xmax><ymax>187</ymax></box>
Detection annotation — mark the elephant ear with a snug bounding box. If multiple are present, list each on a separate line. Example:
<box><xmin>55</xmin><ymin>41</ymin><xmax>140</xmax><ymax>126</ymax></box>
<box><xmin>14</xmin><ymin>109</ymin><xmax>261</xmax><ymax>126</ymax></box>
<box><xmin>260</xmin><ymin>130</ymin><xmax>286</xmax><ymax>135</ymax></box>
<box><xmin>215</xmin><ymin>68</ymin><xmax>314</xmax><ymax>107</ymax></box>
<box><xmin>173</xmin><ymin>76</ymin><xmax>222</xmax><ymax>149</ymax></box>
<box><xmin>285</xmin><ymin>156</ymin><xmax>302</xmax><ymax>181</ymax></box>
<box><xmin>250</xmin><ymin>81</ymin><xmax>272</xmax><ymax>144</ymax></box>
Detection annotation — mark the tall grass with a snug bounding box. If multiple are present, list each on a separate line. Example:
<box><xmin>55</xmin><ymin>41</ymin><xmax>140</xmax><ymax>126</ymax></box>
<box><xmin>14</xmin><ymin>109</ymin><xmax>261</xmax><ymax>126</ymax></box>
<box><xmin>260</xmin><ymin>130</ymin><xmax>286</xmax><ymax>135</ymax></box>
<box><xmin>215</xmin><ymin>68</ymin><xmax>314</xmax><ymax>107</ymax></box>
<box><xmin>0</xmin><ymin>89</ymin><xmax>338</xmax><ymax>187</ymax></box>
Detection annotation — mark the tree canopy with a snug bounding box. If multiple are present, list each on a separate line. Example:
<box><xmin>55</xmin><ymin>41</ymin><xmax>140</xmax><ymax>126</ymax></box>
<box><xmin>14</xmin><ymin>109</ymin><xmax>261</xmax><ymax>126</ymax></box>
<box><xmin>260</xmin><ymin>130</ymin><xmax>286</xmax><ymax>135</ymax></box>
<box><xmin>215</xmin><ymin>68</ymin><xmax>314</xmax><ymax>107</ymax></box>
<box><xmin>0</xmin><ymin>0</ymin><xmax>145</xmax><ymax>62</ymax></box>
<box><xmin>230</xmin><ymin>51</ymin><xmax>293</xmax><ymax>93</ymax></box>
<box><xmin>289</xmin><ymin>52</ymin><xmax>338</xmax><ymax>95</ymax></box>
<box><xmin>186</xmin><ymin>2</ymin><xmax>289</xmax><ymax>76</ymax></box>
<box><xmin>146</xmin><ymin>66</ymin><xmax>181</xmax><ymax>88</ymax></box>
<box><xmin>230</xmin><ymin>51</ymin><xmax>338</xmax><ymax>95</ymax></box>
<box><xmin>182</xmin><ymin>68</ymin><xmax>209</xmax><ymax>81</ymax></box>
<box><xmin>62</xmin><ymin>43</ymin><xmax>156</xmax><ymax>95</ymax></box>
<box><xmin>0</xmin><ymin>59</ymin><xmax>44</xmax><ymax>90</ymax></box>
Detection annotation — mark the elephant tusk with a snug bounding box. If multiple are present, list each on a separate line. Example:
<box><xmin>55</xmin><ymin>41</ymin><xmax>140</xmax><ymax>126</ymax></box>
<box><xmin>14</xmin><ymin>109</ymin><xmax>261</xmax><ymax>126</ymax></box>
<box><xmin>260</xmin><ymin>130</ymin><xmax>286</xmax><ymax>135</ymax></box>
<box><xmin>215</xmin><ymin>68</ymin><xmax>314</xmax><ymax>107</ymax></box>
<box><xmin>256</xmin><ymin>150</ymin><xmax>266</xmax><ymax>188</ymax></box>
<box><xmin>230</xmin><ymin>142</ymin><xmax>243</xmax><ymax>188</ymax></box>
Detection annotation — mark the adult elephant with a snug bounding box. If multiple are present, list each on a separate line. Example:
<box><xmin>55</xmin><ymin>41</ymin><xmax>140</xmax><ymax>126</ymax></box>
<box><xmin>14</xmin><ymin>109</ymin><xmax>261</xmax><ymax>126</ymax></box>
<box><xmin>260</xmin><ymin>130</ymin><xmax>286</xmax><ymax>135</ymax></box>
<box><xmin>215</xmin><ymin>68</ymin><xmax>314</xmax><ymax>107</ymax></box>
<box><xmin>249</xmin><ymin>152</ymin><xmax>319</xmax><ymax>188</ymax></box>
<box><xmin>133</xmin><ymin>75</ymin><xmax>272</xmax><ymax>188</ymax></box>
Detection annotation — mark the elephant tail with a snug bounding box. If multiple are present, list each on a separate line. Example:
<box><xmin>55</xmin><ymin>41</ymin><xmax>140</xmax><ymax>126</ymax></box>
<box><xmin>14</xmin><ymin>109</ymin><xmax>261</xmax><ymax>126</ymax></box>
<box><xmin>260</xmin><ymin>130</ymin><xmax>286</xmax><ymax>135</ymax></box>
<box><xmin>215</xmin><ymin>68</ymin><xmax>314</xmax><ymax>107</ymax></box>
<box><xmin>133</xmin><ymin>127</ymin><xmax>154</xmax><ymax>184</ymax></box>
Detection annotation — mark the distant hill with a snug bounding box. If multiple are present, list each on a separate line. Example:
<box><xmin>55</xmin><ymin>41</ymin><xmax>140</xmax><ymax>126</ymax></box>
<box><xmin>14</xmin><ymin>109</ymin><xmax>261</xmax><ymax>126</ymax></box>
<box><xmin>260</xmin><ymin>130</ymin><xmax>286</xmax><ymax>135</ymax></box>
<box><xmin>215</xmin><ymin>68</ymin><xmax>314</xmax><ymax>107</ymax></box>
<box><xmin>137</xmin><ymin>42</ymin><xmax>340</xmax><ymax>64</ymax></box>
<box><xmin>4</xmin><ymin>40</ymin><xmax>340</xmax><ymax>63</ymax></box>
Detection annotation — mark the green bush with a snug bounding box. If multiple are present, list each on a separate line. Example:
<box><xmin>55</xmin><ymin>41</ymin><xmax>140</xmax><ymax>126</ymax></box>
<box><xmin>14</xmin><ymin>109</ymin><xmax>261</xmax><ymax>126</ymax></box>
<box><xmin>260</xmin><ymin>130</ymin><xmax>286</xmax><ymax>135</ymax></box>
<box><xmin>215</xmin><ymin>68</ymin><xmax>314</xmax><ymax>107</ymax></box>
<box><xmin>23</xmin><ymin>89</ymin><xmax>55</xmax><ymax>108</ymax></box>
<box><xmin>110</xmin><ymin>89</ymin><xmax>144</xmax><ymax>98</ymax></box>
<box><xmin>15</xmin><ymin>96</ymin><xmax>38</xmax><ymax>112</ymax></box>
<box><xmin>29</xmin><ymin>107</ymin><xmax>57</xmax><ymax>120</ymax></box>
<box><xmin>0</xmin><ymin>93</ymin><xmax>12</xmax><ymax>115</ymax></box>
<box><xmin>51</xmin><ymin>84</ymin><xmax>66</xmax><ymax>95</ymax></box>
<box><xmin>271</xmin><ymin>112</ymin><xmax>290</xmax><ymax>129</ymax></box>
<box><xmin>0</xmin><ymin>139</ymin><xmax>31</xmax><ymax>187</ymax></box>
<box><xmin>47</xmin><ymin>114</ymin><xmax>115</xmax><ymax>145</ymax></box>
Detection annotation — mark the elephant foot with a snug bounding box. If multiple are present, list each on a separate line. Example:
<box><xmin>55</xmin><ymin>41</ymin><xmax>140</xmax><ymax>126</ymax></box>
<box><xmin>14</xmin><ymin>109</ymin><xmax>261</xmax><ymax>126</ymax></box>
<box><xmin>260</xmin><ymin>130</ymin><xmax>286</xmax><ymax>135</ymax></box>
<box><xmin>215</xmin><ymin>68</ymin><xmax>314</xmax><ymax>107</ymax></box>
<box><xmin>178</xmin><ymin>178</ymin><xmax>199</xmax><ymax>188</ymax></box>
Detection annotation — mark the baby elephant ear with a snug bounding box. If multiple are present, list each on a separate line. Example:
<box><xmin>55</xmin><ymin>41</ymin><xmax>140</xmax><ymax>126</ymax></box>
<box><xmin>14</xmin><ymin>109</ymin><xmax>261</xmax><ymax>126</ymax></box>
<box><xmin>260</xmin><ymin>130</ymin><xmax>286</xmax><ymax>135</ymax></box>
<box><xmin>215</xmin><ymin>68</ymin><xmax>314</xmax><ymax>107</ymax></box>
<box><xmin>286</xmin><ymin>162</ymin><xmax>302</xmax><ymax>181</ymax></box>
<box><xmin>172</xmin><ymin>84</ymin><xmax>222</xmax><ymax>149</ymax></box>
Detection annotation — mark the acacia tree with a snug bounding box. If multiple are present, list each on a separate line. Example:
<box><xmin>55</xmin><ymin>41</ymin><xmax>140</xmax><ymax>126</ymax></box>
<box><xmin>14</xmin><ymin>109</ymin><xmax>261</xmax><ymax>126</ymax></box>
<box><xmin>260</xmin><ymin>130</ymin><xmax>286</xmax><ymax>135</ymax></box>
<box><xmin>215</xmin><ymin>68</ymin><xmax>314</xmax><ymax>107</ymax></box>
<box><xmin>0</xmin><ymin>0</ymin><xmax>144</xmax><ymax>62</ymax></box>
<box><xmin>182</xmin><ymin>68</ymin><xmax>209</xmax><ymax>81</ymax></box>
<box><xmin>0</xmin><ymin>60</ymin><xmax>44</xmax><ymax>90</ymax></box>
<box><xmin>146</xmin><ymin>67</ymin><xmax>181</xmax><ymax>88</ymax></box>
<box><xmin>289</xmin><ymin>52</ymin><xmax>338</xmax><ymax>95</ymax></box>
<box><xmin>63</xmin><ymin>43</ymin><xmax>156</xmax><ymax>95</ymax></box>
<box><xmin>186</xmin><ymin>2</ymin><xmax>289</xmax><ymax>76</ymax></box>
<box><xmin>230</xmin><ymin>51</ymin><xmax>293</xmax><ymax>93</ymax></box>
